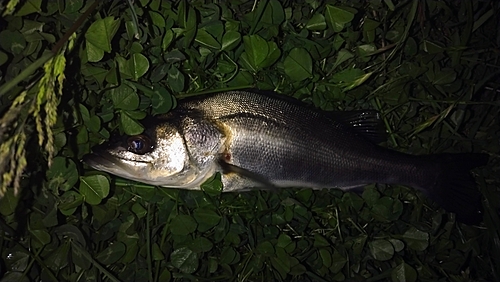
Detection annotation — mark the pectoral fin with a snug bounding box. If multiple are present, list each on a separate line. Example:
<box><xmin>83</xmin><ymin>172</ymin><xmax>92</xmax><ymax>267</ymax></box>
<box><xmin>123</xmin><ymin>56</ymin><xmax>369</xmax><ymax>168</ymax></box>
<box><xmin>217</xmin><ymin>158</ymin><xmax>277</xmax><ymax>191</ymax></box>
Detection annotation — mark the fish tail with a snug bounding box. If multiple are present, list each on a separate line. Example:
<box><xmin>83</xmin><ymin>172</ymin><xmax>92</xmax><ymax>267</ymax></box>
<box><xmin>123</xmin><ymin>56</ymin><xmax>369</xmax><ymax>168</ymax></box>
<box><xmin>421</xmin><ymin>153</ymin><xmax>489</xmax><ymax>225</ymax></box>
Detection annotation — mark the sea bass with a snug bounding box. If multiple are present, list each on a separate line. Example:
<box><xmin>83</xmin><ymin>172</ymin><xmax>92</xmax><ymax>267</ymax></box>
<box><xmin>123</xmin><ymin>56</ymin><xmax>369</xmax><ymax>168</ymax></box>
<box><xmin>83</xmin><ymin>90</ymin><xmax>488</xmax><ymax>224</ymax></box>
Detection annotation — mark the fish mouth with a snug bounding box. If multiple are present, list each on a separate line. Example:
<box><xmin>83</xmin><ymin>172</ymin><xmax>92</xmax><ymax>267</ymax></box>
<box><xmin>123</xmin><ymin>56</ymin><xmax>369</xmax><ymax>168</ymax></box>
<box><xmin>83</xmin><ymin>150</ymin><xmax>148</xmax><ymax>172</ymax></box>
<box><xmin>83</xmin><ymin>151</ymin><xmax>116</xmax><ymax>168</ymax></box>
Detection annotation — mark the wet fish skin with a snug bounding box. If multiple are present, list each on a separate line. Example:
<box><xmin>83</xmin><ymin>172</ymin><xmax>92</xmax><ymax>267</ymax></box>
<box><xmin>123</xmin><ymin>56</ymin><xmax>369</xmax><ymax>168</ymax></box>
<box><xmin>83</xmin><ymin>90</ymin><xmax>489</xmax><ymax>224</ymax></box>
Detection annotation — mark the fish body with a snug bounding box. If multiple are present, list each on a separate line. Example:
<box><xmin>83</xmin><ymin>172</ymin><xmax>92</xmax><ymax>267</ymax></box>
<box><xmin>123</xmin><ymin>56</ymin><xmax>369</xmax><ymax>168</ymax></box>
<box><xmin>84</xmin><ymin>90</ymin><xmax>488</xmax><ymax>224</ymax></box>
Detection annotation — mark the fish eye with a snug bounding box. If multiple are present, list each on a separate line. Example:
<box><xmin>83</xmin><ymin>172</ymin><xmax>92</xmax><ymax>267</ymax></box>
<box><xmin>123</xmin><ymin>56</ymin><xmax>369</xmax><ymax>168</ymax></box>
<box><xmin>127</xmin><ymin>135</ymin><xmax>153</xmax><ymax>154</ymax></box>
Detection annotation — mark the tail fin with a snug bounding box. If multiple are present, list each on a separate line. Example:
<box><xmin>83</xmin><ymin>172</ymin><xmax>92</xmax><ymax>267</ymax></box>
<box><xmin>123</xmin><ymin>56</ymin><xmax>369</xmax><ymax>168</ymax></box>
<box><xmin>423</xmin><ymin>153</ymin><xmax>489</xmax><ymax>225</ymax></box>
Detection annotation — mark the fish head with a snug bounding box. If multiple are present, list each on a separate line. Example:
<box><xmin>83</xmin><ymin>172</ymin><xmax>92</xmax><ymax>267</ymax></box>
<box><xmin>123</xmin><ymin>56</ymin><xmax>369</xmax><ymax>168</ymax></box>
<box><xmin>83</xmin><ymin>122</ymin><xmax>200</xmax><ymax>187</ymax></box>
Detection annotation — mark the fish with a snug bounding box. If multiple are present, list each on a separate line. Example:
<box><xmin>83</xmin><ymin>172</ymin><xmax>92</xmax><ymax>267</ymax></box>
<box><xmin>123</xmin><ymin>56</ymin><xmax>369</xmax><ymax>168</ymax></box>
<box><xmin>83</xmin><ymin>90</ymin><xmax>489</xmax><ymax>224</ymax></box>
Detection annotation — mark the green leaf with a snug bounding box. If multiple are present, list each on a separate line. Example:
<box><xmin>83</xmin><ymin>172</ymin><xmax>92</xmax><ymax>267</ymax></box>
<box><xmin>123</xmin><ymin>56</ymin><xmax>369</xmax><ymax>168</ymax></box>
<box><xmin>125</xmin><ymin>110</ymin><xmax>147</xmax><ymax>120</ymax></box>
<box><xmin>271</xmin><ymin>247</ymin><xmax>291</xmax><ymax>278</ymax></box>
<box><xmin>357</xmin><ymin>44</ymin><xmax>377</xmax><ymax>57</ymax></box>
<box><xmin>110</xmin><ymin>83</ymin><xmax>139</xmax><ymax>110</ymax></box>
<box><xmin>207</xmin><ymin>257</ymin><xmax>218</xmax><ymax>273</ymax></box>
<box><xmin>371</xmin><ymin>196</ymin><xmax>401</xmax><ymax>221</ymax></box>
<box><xmin>149</xmin><ymin>11</ymin><xmax>165</xmax><ymax>28</ymax></box>
<box><xmin>362</xmin><ymin>187</ymin><xmax>380</xmax><ymax>206</ymax></box>
<box><xmin>289</xmin><ymin>263</ymin><xmax>307</xmax><ymax>276</ymax></box>
<box><xmin>152</xmin><ymin>243</ymin><xmax>165</xmax><ymax>260</ymax></box>
<box><xmin>226</xmin><ymin>230</ymin><xmax>241</xmax><ymax>245</ymax></box>
<box><xmin>170</xmin><ymin>215</ymin><xmax>197</xmax><ymax>235</ymax></box>
<box><xmin>131</xmin><ymin>202</ymin><xmax>147</xmax><ymax>219</ymax></box>
<box><xmin>0</xmin><ymin>50</ymin><xmax>8</xmax><ymax>66</ymax></box>
<box><xmin>30</xmin><ymin>229</ymin><xmax>51</xmax><ymax>245</ymax></box>
<box><xmin>404</xmin><ymin>37</ymin><xmax>418</xmax><ymax>57</ymax></box>
<box><xmin>325</xmin><ymin>5</ymin><xmax>355</xmax><ymax>32</ymax></box>
<box><xmin>76</xmin><ymin>126</ymin><xmax>89</xmax><ymax>144</ymax></box>
<box><xmin>150</xmin><ymin>64</ymin><xmax>169</xmax><ymax>82</ymax></box>
<box><xmin>284</xmin><ymin>48</ymin><xmax>313</xmax><ymax>81</ymax></box>
<box><xmin>391</xmin><ymin>262</ymin><xmax>417</xmax><ymax>282</ymax></box>
<box><xmin>88</xmin><ymin>115</ymin><xmax>102</xmax><ymax>133</ymax></box>
<box><xmin>190</xmin><ymin>237</ymin><xmax>214</xmax><ymax>253</ymax></box>
<box><xmin>1</xmin><ymin>272</ymin><xmax>30</xmax><ymax>282</ymax></box>
<box><xmin>319</xmin><ymin>249</ymin><xmax>332</xmax><ymax>267</ymax></box>
<box><xmin>59</xmin><ymin>191</ymin><xmax>84</xmax><ymax>213</ymax></box>
<box><xmin>167</xmin><ymin>66</ymin><xmax>185</xmax><ymax>92</ymax></box>
<box><xmin>214</xmin><ymin>216</ymin><xmax>229</xmax><ymax>243</ymax></box>
<box><xmin>342</xmin><ymin>192</ymin><xmax>364</xmax><ymax>211</ymax></box>
<box><xmin>363</xmin><ymin>18</ymin><xmax>380</xmax><ymax>31</ymax></box>
<box><xmin>81</xmin><ymin>65</ymin><xmax>108</xmax><ymax>85</ymax></box>
<box><xmin>14</xmin><ymin>0</ymin><xmax>42</xmax><ymax>16</ymax></box>
<box><xmin>85</xmin><ymin>17</ymin><xmax>120</xmax><ymax>53</ymax></box>
<box><xmin>256</xmin><ymin>241</ymin><xmax>275</xmax><ymax>256</ymax></box>
<box><xmin>55</xmin><ymin>224</ymin><xmax>87</xmax><ymax>247</ymax></box>
<box><xmin>402</xmin><ymin>227</ymin><xmax>429</xmax><ymax>251</ymax></box>
<box><xmin>422</xmin><ymin>40</ymin><xmax>443</xmax><ymax>54</ymax></box>
<box><xmin>85</xmin><ymin>40</ymin><xmax>104</xmax><ymax>62</ymax></box>
<box><xmin>389</xmin><ymin>239</ymin><xmax>405</xmax><ymax>252</ymax></box>
<box><xmin>269</xmin><ymin>0</ymin><xmax>285</xmax><ymax>25</ymax></box>
<box><xmin>120</xmin><ymin>239</ymin><xmax>139</xmax><ymax>264</ymax></box>
<box><xmin>432</xmin><ymin>68</ymin><xmax>457</xmax><ymax>85</ymax></box>
<box><xmin>306</xmin><ymin>14</ymin><xmax>327</xmax><ymax>31</ymax></box>
<box><xmin>331</xmin><ymin>68</ymin><xmax>364</xmax><ymax>83</ymax></box>
<box><xmin>127</xmin><ymin>53</ymin><xmax>149</xmax><ymax>80</ymax></box>
<box><xmin>329</xmin><ymin>6</ymin><xmax>356</xmax><ymax>23</ymax></box>
<box><xmin>162</xmin><ymin>29</ymin><xmax>174</xmax><ymax>50</ymax></box>
<box><xmin>277</xmin><ymin>234</ymin><xmax>292</xmax><ymax>249</ymax></box>
<box><xmin>159</xmin><ymin>269</ymin><xmax>171</xmax><ymax>281</ymax></box>
<box><xmin>0</xmin><ymin>30</ymin><xmax>26</xmax><ymax>55</ymax></box>
<box><xmin>220</xmin><ymin>246</ymin><xmax>239</xmax><ymax>264</ymax></box>
<box><xmin>64</xmin><ymin>0</ymin><xmax>84</xmax><ymax>13</ymax></box>
<box><xmin>46</xmin><ymin>157</ymin><xmax>79</xmax><ymax>192</ymax></box>
<box><xmin>313</xmin><ymin>233</ymin><xmax>330</xmax><ymax>247</ymax></box>
<box><xmin>193</xmin><ymin>208</ymin><xmax>221</xmax><ymax>232</ymax></box>
<box><xmin>79</xmin><ymin>175</ymin><xmax>110</xmax><ymax>205</ymax></box>
<box><xmin>0</xmin><ymin>189</ymin><xmax>20</xmax><ymax>216</ymax></box>
<box><xmin>221</xmin><ymin>31</ymin><xmax>241</xmax><ymax>51</ymax></box>
<box><xmin>331</xmin><ymin>251</ymin><xmax>347</xmax><ymax>273</ymax></box>
<box><xmin>2</xmin><ymin>251</ymin><xmax>30</xmax><ymax>273</ymax></box>
<box><xmin>200</xmin><ymin>173</ymin><xmax>223</xmax><ymax>195</ymax></box>
<box><xmin>130</xmin><ymin>42</ymin><xmax>144</xmax><ymax>55</ymax></box>
<box><xmin>195</xmin><ymin>29</ymin><xmax>221</xmax><ymax>50</ymax></box>
<box><xmin>260</xmin><ymin>41</ymin><xmax>281</xmax><ymax>68</ymax></box>
<box><xmin>164</xmin><ymin>49</ymin><xmax>187</xmax><ymax>63</ymax></box>
<box><xmin>241</xmin><ymin>35</ymin><xmax>268</xmax><ymax>71</ymax></box>
<box><xmin>96</xmin><ymin>242</ymin><xmax>126</xmax><ymax>265</ymax></box>
<box><xmin>151</xmin><ymin>86</ymin><xmax>174</xmax><ymax>115</ymax></box>
<box><xmin>170</xmin><ymin>246</ymin><xmax>199</xmax><ymax>273</ymax></box>
<box><xmin>183</xmin><ymin>6</ymin><xmax>198</xmax><ymax>48</ymax></box>
<box><xmin>332</xmin><ymin>49</ymin><xmax>354</xmax><ymax>70</ymax></box>
<box><xmin>120</xmin><ymin>111</ymin><xmax>145</xmax><ymax>135</ymax></box>
<box><xmin>369</xmin><ymin>239</ymin><xmax>394</xmax><ymax>261</ymax></box>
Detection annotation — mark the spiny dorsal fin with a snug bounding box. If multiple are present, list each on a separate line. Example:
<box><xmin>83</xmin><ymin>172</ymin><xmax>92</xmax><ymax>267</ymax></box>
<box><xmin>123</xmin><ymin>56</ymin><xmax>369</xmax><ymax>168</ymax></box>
<box><xmin>226</xmin><ymin>89</ymin><xmax>389</xmax><ymax>144</ymax></box>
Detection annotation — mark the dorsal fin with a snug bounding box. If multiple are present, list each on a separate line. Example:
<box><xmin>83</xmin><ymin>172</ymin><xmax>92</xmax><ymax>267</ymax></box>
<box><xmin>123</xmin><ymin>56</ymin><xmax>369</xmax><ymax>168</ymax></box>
<box><xmin>330</xmin><ymin>110</ymin><xmax>387</xmax><ymax>144</ymax></box>
<box><xmin>215</xmin><ymin>89</ymin><xmax>388</xmax><ymax>144</ymax></box>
